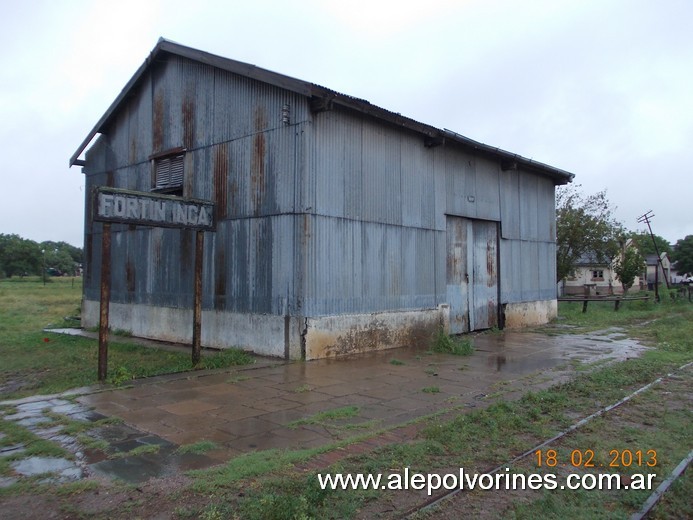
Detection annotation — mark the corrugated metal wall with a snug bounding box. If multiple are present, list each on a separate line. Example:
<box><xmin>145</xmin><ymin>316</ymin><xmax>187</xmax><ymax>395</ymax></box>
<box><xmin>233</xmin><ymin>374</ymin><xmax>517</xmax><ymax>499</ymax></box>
<box><xmin>83</xmin><ymin>51</ymin><xmax>559</xmax><ymax>326</ymax></box>
<box><xmin>83</xmin><ymin>54</ymin><xmax>308</xmax><ymax>316</ymax></box>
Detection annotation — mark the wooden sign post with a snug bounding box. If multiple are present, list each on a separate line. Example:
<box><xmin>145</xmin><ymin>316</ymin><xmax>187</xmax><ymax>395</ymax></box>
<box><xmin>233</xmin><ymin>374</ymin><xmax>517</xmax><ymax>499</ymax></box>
<box><xmin>93</xmin><ymin>187</ymin><xmax>215</xmax><ymax>381</ymax></box>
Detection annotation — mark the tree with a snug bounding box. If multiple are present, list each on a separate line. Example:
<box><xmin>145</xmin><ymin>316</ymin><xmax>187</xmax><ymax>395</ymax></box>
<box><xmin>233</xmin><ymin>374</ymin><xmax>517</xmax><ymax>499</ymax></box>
<box><xmin>40</xmin><ymin>241</ymin><xmax>83</xmax><ymax>265</ymax></box>
<box><xmin>40</xmin><ymin>241</ymin><xmax>82</xmax><ymax>275</ymax></box>
<box><xmin>627</xmin><ymin>231</ymin><xmax>671</xmax><ymax>256</ymax></box>
<box><xmin>671</xmin><ymin>235</ymin><xmax>693</xmax><ymax>275</ymax></box>
<box><xmin>0</xmin><ymin>234</ymin><xmax>42</xmax><ymax>277</ymax></box>
<box><xmin>613</xmin><ymin>245</ymin><xmax>645</xmax><ymax>294</ymax></box>
<box><xmin>556</xmin><ymin>185</ymin><xmax>622</xmax><ymax>283</ymax></box>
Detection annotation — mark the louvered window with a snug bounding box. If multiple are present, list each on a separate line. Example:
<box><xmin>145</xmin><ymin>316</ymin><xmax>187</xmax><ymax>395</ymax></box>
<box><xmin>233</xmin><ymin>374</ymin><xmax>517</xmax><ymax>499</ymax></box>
<box><xmin>153</xmin><ymin>152</ymin><xmax>184</xmax><ymax>195</ymax></box>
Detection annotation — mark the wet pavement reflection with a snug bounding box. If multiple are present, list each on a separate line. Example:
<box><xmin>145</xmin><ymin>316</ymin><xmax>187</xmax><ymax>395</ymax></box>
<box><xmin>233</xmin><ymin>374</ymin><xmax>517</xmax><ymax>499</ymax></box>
<box><xmin>1</xmin><ymin>327</ymin><xmax>646</xmax><ymax>486</ymax></box>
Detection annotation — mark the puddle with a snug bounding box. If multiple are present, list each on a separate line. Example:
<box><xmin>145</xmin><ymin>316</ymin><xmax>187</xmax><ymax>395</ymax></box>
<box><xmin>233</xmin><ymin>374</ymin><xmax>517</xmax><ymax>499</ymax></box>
<box><xmin>88</xmin><ymin>449</ymin><xmax>214</xmax><ymax>484</ymax></box>
<box><xmin>1</xmin><ymin>395</ymin><xmax>200</xmax><ymax>486</ymax></box>
<box><xmin>11</xmin><ymin>457</ymin><xmax>83</xmax><ymax>482</ymax></box>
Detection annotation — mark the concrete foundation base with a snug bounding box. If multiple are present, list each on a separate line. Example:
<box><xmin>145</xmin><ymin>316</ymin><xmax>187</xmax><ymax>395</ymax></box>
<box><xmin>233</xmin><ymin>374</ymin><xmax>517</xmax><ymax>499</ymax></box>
<box><xmin>82</xmin><ymin>300</ymin><xmax>299</xmax><ymax>359</ymax></box>
<box><xmin>82</xmin><ymin>299</ymin><xmax>556</xmax><ymax>359</ymax></box>
<box><xmin>503</xmin><ymin>299</ymin><xmax>557</xmax><ymax>328</ymax></box>
<box><xmin>304</xmin><ymin>306</ymin><xmax>449</xmax><ymax>359</ymax></box>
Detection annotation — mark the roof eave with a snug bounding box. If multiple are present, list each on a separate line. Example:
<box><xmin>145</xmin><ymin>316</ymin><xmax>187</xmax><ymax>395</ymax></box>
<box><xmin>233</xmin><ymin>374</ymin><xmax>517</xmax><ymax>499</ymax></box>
<box><xmin>70</xmin><ymin>38</ymin><xmax>576</xmax><ymax>185</ymax></box>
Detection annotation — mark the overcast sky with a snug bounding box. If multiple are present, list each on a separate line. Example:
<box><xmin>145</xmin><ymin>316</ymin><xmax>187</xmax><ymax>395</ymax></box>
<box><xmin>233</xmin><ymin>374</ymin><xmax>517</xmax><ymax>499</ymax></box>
<box><xmin>1</xmin><ymin>0</ymin><xmax>691</xmax><ymax>247</ymax></box>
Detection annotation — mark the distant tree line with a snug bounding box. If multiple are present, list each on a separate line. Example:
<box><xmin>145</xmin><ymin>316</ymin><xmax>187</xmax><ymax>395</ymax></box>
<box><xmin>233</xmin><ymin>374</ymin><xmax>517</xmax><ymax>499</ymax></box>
<box><xmin>556</xmin><ymin>185</ymin><xmax>693</xmax><ymax>291</ymax></box>
<box><xmin>0</xmin><ymin>234</ymin><xmax>83</xmax><ymax>278</ymax></box>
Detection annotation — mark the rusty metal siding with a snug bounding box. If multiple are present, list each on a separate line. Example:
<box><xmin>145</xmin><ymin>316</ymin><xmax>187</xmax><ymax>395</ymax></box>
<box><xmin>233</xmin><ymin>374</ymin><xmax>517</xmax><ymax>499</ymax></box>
<box><xmin>499</xmin><ymin>170</ymin><xmax>557</xmax><ymax>304</ymax></box>
<box><xmin>519</xmin><ymin>172</ymin><xmax>539</xmax><ymax>240</ymax></box>
<box><xmin>538</xmin><ymin>175</ymin><xmax>555</xmax><ymax>242</ymax></box>
<box><xmin>401</xmin><ymin>133</ymin><xmax>436</xmax><ymax>229</ymax></box>
<box><xmin>311</xmin><ymin>110</ymin><xmax>361</xmax><ymax>219</ymax></box>
<box><xmin>302</xmin><ymin>216</ymin><xmax>438</xmax><ymax>316</ymax></box>
<box><xmin>443</xmin><ymin>147</ymin><xmax>501</xmax><ymax>222</ymax></box>
<box><xmin>500</xmin><ymin>169</ymin><xmax>520</xmax><ymax>239</ymax></box>
<box><xmin>361</xmin><ymin>120</ymin><xmax>402</xmax><ymax>226</ymax></box>
<box><xmin>304</xmin><ymin>109</ymin><xmax>441</xmax><ymax>316</ymax></box>
<box><xmin>81</xmin><ymin>46</ymin><xmax>561</xmax><ymax>339</ymax></box>
<box><xmin>311</xmin><ymin>109</ymin><xmax>438</xmax><ymax>228</ymax></box>
<box><xmin>104</xmin><ymin>75</ymin><xmax>153</xmax><ymax>169</ymax></box>
<box><xmin>475</xmin><ymin>159</ymin><xmax>501</xmax><ymax>221</ymax></box>
<box><xmin>445</xmin><ymin>149</ymin><xmax>476</xmax><ymax>218</ymax></box>
<box><xmin>500</xmin><ymin>236</ymin><xmax>556</xmax><ymax>304</ymax></box>
<box><xmin>206</xmin><ymin>215</ymin><xmax>296</xmax><ymax>314</ymax></box>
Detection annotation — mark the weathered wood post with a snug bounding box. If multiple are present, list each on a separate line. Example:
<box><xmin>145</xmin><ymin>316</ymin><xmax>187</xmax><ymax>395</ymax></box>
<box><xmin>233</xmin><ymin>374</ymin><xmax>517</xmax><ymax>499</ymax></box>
<box><xmin>98</xmin><ymin>222</ymin><xmax>111</xmax><ymax>381</ymax></box>
<box><xmin>93</xmin><ymin>187</ymin><xmax>215</xmax><ymax>377</ymax></box>
<box><xmin>192</xmin><ymin>230</ymin><xmax>204</xmax><ymax>366</ymax></box>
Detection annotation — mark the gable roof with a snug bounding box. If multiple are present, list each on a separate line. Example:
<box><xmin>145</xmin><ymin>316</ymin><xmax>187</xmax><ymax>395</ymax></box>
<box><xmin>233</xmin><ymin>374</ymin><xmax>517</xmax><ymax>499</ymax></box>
<box><xmin>70</xmin><ymin>38</ymin><xmax>575</xmax><ymax>185</ymax></box>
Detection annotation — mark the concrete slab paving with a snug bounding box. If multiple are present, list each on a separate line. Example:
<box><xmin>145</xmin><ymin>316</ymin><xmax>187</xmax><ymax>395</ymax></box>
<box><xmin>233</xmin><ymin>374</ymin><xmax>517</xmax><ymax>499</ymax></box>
<box><xmin>1</xmin><ymin>327</ymin><xmax>647</xmax><ymax>487</ymax></box>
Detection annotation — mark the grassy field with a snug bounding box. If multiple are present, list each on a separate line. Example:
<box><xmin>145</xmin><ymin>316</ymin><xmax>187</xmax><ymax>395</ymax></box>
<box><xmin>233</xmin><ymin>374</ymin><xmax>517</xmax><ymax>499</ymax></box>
<box><xmin>0</xmin><ymin>277</ymin><xmax>253</xmax><ymax>400</ymax></box>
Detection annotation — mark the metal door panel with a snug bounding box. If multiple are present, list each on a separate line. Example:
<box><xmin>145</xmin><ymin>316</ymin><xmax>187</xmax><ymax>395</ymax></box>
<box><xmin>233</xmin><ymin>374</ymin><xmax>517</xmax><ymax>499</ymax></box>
<box><xmin>446</xmin><ymin>217</ymin><xmax>469</xmax><ymax>334</ymax></box>
<box><xmin>471</xmin><ymin>220</ymin><xmax>498</xmax><ymax>330</ymax></box>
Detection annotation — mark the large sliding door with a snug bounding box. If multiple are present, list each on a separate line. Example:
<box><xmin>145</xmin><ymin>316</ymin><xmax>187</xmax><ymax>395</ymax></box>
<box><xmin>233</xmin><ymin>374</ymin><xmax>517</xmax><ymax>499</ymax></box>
<box><xmin>446</xmin><ymin>216</ymin><xmax>499</xmax><ymax>333</ymax></box>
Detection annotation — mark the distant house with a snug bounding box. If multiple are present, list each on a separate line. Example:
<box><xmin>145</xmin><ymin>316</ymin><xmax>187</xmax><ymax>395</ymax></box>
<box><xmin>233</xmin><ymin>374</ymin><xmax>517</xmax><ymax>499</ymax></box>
<box><xmin>646</xmin><ymin>253</ymin><xmax>672</xmax><ymax>287</ymax></box>
<box><xmin>69</xmin><ymin>39</ymin><xmax>574</xmax><ymax>360</ymax></box>
<box><xmin>563</xmin><ymin>240</ymin><xmax>643</xmax><ymax>296</ymax></box>
<box><xmin>563</xmin><ymin>253</ymin><xmax>616</xmax><ymax>296</ymax></box>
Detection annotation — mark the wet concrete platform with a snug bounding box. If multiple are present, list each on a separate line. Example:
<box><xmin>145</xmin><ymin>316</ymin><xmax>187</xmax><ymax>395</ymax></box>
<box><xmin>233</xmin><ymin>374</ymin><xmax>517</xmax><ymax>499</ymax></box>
<box><xmin>67</xmin><ymin>327</ymin><xmax>645</xmax><ymax>482</ymax></box>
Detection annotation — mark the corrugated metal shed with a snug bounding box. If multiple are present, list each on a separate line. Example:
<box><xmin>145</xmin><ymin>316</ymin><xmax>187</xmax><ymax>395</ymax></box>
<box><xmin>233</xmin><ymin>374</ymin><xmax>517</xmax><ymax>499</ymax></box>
<box><xmin>74</xmin><ymin>39</ymin><xmax>574</xmax><ymax>360</ymax></box>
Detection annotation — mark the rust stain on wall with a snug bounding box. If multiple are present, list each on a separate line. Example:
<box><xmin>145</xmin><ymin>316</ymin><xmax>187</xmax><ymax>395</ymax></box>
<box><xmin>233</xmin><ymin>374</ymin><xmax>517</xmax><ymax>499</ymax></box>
<box><xmin>306</xmin><ymin>316</ymin><xmax>440</xmax><ymax>359</ymax></box>
<box><xmin>152</xmin><ymin>234</ymin><xmax>162</xmax><ymax>267</ymax></box>
<box><xmin>251</xmin><ymin>106</ymin><xmax>267</xmax><ymax>214</ymax></box>
<box><xmin>252</xmin><ymin>133</ymin><xmax>266</xmax><ymax>214</ymax></box>
<box><xmin>126</xmin><ymin>260</ymin><xmax>135</xmax><ymax>293</ymax></box>
<box><xmin>182</xmin><ymin>96</ymin><xmax>195</xmax><ymax>150</ymax></box>
<box><xmin>181</xmin><ymin>229</ymin><xmax>192</xmax><ymax>266</ymax></box>
<box><xmin>215</xmin><ymin>249</ymin><xmax>227</xmax><ymax>309</ymax></box>
<box><xmin>487</xmin><ymin>300</ymin><xmax>498</xmax><ymax>327</ymax></box>
<box><xmin>213</xmin><ymin>143</ymin><xmax>229</xmax><ymax>220</ymax></box>
<box><xmin>229</xmin><ymin>180</ymin><xmax>238</xmax><ymax>210</ymax></box>
<box><xmin>486</xmin><ymin>237</ymin><xmax>497</xmax><ymax>287</ymax></box>
<box><xmin>129</xmin><ymin>137</ymin><xmax>137</xmax><ymax>164</ymax></box>
<box><xmin>152</xmin><ymin>92</ymin><xmax>164</xmax><ymax>152</ymax></box>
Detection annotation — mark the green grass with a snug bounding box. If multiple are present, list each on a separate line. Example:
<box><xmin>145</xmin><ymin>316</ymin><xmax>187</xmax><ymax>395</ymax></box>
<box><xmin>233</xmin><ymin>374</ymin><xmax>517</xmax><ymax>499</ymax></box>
<box><xmin>176</xmin><ymin>440</ymin><xmax>219</xmax><ymax>455</ymax></box>
<box><xmin>0</xmin><ymin>415</ymin><xmax>71</xmax><ymax>477</ymax></box>
<box><xmin>430</xmin><ymin>328</ymin><xmax>474</xmax><ymax>356</ymax></box>
<box><xmin>286</xmin><ymin>406</ymin><xmax>360</xmax><ymax>428</ymax></box>
<box><xmin>188</xmin><ymin>448</ymin><xmax>322</xmax><ymax>491</ymax></box>
<box><xmin>109</xmin><ymin>444</ymin><xmax>160</xmax><ymax>459</ymax></box>
<box><xmin>0</xmin><ymin>278</ymin><xmax>254</xmax><ymax>400</ymax></box>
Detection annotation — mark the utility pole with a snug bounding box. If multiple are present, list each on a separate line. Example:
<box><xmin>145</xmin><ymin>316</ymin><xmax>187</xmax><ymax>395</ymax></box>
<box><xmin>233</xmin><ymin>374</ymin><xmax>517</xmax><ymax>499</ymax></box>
<box><xmin>637</xmin><ymin>211</ymin><xmax>670</xmax><ymax>302</ymax></box>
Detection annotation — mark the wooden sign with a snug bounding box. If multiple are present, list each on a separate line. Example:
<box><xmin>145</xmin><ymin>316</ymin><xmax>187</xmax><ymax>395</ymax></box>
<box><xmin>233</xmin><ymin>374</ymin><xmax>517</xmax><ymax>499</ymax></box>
<box><xmin>93</xmin><ymin>187</ymin><xmax>215</xmax><ymax>231</ymax></box>
<box><xmin>93</xmin><ymin>187</ymin><xmax>214</xmax><ymax>380</ymax></box>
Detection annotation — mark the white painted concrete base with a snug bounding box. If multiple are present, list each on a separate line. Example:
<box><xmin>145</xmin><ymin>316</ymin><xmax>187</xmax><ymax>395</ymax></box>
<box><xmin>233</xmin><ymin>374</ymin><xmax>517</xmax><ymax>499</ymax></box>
<box><xmin>503</xmin><ymin>299</ymin><xmax>557</xmax><ymax>328</ymax></box>
<box><xmin>304</xmin><ymin>306</ymin><xmax>449</xmax><ymax>359</ymax></box>
<box><xmin>82</xmin><ymin>299</ymin><xmax>556</xmax><ymax>360</ymax></box>
<box><xmin>82</xmin><ymin>300</ymin><xmax>300</xmax><ymax>359</ymax></box>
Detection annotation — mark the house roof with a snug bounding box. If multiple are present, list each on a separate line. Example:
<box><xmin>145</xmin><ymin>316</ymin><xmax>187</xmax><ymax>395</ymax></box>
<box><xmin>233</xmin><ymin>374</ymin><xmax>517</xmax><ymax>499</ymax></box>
<box><xmin>69</xmin><ymin>38</ymin><xmax>575</xmax><ymax>185</ymax></box>
<box><xmin>575</xmin><ymin>252</ymin><xmax>609</xmax><ymax>267</ymax></box>
<box><xmin>645</xmin><ymin>252</ymin><xmax>670</xmax><ymax>266</ymax></box>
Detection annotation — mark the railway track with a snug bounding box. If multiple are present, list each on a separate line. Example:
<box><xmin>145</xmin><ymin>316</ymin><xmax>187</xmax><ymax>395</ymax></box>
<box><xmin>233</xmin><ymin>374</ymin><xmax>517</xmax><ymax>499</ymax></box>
<box><xmin>400</xmin><ymin>362</ymin><xmax>692</xmax><ymax>519</ymax></box>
